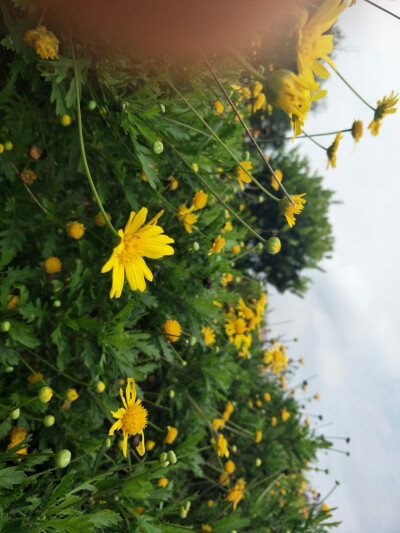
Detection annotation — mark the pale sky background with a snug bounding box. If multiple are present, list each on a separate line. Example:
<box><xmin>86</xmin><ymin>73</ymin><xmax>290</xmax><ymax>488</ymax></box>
<box><xmin>268</xmin><ymin>2</ymin><xmax>400</xmax><ymax>532</ymax></box>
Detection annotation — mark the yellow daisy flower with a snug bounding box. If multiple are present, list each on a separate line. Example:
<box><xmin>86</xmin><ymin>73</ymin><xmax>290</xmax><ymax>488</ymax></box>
<box><xmin>208</xmin><ymin>235</ymin><xmax>226</xmax><ymax>255</ymax></box>
<box><xmin>192</xmin><ymin>190</ymin><xmax>208</xmax><ymax>211</ymax></box>
<box><xmin>24</xmin><ymin>26</ymin><xmax>59</xmax><ymax>60</ymax></box>
<box><xmin>66</xmin><ymin>221</ymin><xmax>85</xmax><ymax>240</ymax></box>
<box><xmin>326</xmin><ymin>132</ymin><xmax>343</xmax><ymax>168</ymax></box>
<box><xmin>351</xmin><ymin>120</ymin><xmax>363</xmax><ymax>143</ymax></box>
<box><xmin>225</xmin><ymin>317</ymin><xmax>248</xmax><ymax>349</ymax></box>
<box><xmin>201</xmin><ymin>326</ymin><xmax>216</xmax><ymax>346</ymax></box>
<box><xmin>214</xmin><ymin>100</ymin><xmax>224</xmax><ymax>116</ymax></box>
<box><xmin>236</xmin><ymin>161</ymin><xmax>252</xmax><ymax>190</ymax></box>
<box><xmin>109</xmin><ymin>378</ymin><xmax>148</xmax><ymax>457</ymax></box>
<box><xmin>211</xmin><ymin>433</ymin><xmax>229</xmax><ymax>458</ymax></box>
<box><xmin>94</xmin><ymin>212</ymin><xmax>112</xmax><ymax>227</ymax></box>
<box><xmin>162</xmin><ymin>319</ymin><xmax>181</xmax><ymax>342</ymax></box>
<box><xmin>7</xmin><ymin>426</ymin><xmax>28</xmax><ymax>455</ymax></box>
<box><xmin>368</xmin><ymin>91</ymin><xmax>399</xmax><ymax>136</ymax></box>
<box><xmin>177</xmin><ymin>205</ymin><xmax>198</xmax><ymax>233</ymax></box>
<box><xmin>101</xmin><ymin>208</ymin><xmax>174</xmax><ymax>298</ymax></box>
<box><xmin>44</xmin><ymin>256</ymin><xmax>62</xmax><ymax>274</ymax></box>
<box><xmin>225</xmin><ymin>459</ymin><xmax>236</xmax><ymax>474</ymax></box>
<box><xmin>225</xmin><ymin>478</ymin><xmax>246</xmax><ymax>510</ymax></box>
<box><xmin>279</xmin><ymin>194</ymin><xmax>306</xmax><ymax>228</ymax></box>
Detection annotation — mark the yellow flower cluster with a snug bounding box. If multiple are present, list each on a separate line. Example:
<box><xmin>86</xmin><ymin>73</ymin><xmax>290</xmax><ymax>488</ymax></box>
<box><xmin>263</xmin><ymin>343</ymin><xmax>288</xmax><ymax>375</ymax></box>
<box><xmin>24</xmin><ymin>26</ymin><xmax>59</xmax><ymax>60</ymax></box>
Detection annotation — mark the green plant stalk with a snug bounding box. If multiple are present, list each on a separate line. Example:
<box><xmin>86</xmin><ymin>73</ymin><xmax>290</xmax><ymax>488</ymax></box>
<box><xmin>302</xmin><ymin>130</ymin><xmax>327</xmax><ymax>150</ymax></box>
<box><xmin>167</xmin><ymin>77</ymin><xmax>281</xmax><ymax>205</ymax></box>
<box><xmin>70</xmin><ymin>38</ymin><xmax>119</xmax><ymax>239</ymax></box>
<box><xmin>363</xmin><ymin>0</ymin><xmax>400</xmax><ymax>21</ymax></box>
<box><xmin>246</xmin><ymin>128</ymin><xmax>352</xmax><ymax>143</ymax></box>
<box><xmin>15</xmin><ymin>352</ymin><xmax>63</xmax><ymax>400</ymax></box>
<box><xmin>333</xmin><ymin>67</ymin><xmax>375</xmax><ymax>110</ymax></box>
<box><xmin>23</xmin><ymin>346</ymin><xmax>88</xmax><ymax>386</ymax></box>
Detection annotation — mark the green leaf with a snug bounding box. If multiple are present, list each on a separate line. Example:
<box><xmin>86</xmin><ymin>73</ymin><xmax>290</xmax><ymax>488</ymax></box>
<box><xmin>0</xmin><ymin>467</ymin><xmax>26</xmax><ymax>489</ymax></box>
<box><xmin>9</xmin><ymin>321</ymin><xmax>40</xmax><ymax>348</ymax></box>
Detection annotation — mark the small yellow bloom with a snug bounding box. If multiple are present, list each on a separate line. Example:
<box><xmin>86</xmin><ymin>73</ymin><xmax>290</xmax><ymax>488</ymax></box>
<box><xmin>201</xmin><ymin>326</ymin><xmax>216</xmax><ymax>347</ymax></box>
<box><xmin>225</xmin><ymin>459</ymin><xmax>236</xmax><ymax>474</ymax></box>
<box><xmin>225</xmin><ymin>478</ymin><xmax>246</xmax><ymax>510</ymax></box>
<box><xmin>44</xmin><ymin>257</ymin><xmax>62</xmax><ymax>274</ymax></box>
<box><xmin>7</xmin><ymin>426</ymin><xmax>28</xmax><ymax>455</ymax></box>
<box><xmin>177</xmin><ymin>205</ymin><xmax>198</xmax><ymax>234</ymax></box>
<box><xmin>207</xmin><ymin>500</ymin><xmax>214</xmax><ymax>507</ymax></box>
<box><xmin>322</xmin><ymin>502</ymin><xmax>330</xmax><ymax>512</ymax></box>
<box><xmin>158</xmin><ymin>477</ymin><xmax>169</xmax><ymax>487</ymax></box>
<box><xmin>28</xmin><ymin>372</ymin><xmax>44</xmax><ymax>385</ymax></box>
<box><xmin>221</xmin><ymin>221</ymin><xmax>233</xmax><ymax>233</ymax></box>
<box><xmin>164</xmin><ymin>425</ymin><xmax>178</xmax><ymax>444</ymax></box>
<box><xmin>212</xmin><ymin>418</ymin><xmax>225</xmax><ymax>431</ymax></box>
<box><xmin>192</xmin><ymin>163</ymin><xmax>199</xmax><ymax>172</ymax></box>
<box><xmin>221</xmin><ymin>272</ymin><xmax>233</xmax><ymax>287</ymax></box>
<box><xmin>326</xmin><ymin>132</ymin><xmax>343</xmax><ymax>169</ymax></box>
<box><xmin>168</xmin><ymin>176</ymin><xmax>179</xmax><ymax>191</ymax></box>
<box><xmin>192</xmin><ymin>190</ymin><xmax>208</xmax><ymax>211</ymax></box>
<box><xmin>6</xmin><ymin>295</ymin><xmax>19</xmax><ymax>309</ymax></box>
<box><xmin>236</xmin><ymin>161</ymin><xmax>252</xmax><ymax>191</ymax></box>
<box><xmin>214</xmin><ymin>100</ymin><xmax>224</xmax><ymax>116</ymax></box>
<box><xmin>255</xmin><ymin>430</ymin><xmax>262</xmax><ymax>443</ymax></box>
<box><xmin>146</xmin><ymin>440</ymin><xmax>155</xmax><ymax>451</ymax></box>
<box><xmin>66</xmin><ymin>389</ymin><xmax>79</xmax><ymax>402</ymax></box>
<box><xmin>94</xmin><ymin>212</ymin><xmax>112</xmax><ymax>227</ymax></box>
<box><xmin>219</xmin><ymin>472</ymin><xmax>230</xmax><ymax>486</ymax></box>
<box><xmin>351</xmin><ymin>120</ymin><xmax>363</xmax><ymax>143</ymax></box>
<box><xmin>211</xmin><ymin>433</ymin><xmax>229</xmax><ymax>458</ymax></box>
<box><xmin>271</xmin><ymin>169</ymin><xmax>283</xmax><ymax>192</ymax></box>
<box><xmin>279</xmin><ymin>194</ymin><xmax>306</xmax><ymax>228</ymax></box>
<box><xmin>264</xmin><ymin>392</ymin><xmax>271</xmax><ymax>402</ymax></box>
<box><xmin>61</xmin><ymin>115</ymin><xmax>71</xmax><ymax>127</ymax></box>
<box><xmin>314</xmin><ymin>393</ymin><xmax>320</xmax><ymax>400</ymax></box>
<box><xmin>305</xmin><ymin>416</ymin><xmax>310</xmax><ymax>427</ymax></box>
<box><xmin>271</xmin><ymin>416</ymin><xmax>277</xmax><ymax>426</ymax></box>
<box><xmin>281</xmin><ymin>407</ymin><xmax>290</xmax><ymax>422</ymax></box>
<box><xmin>101</xmin><ymin>208</ymin><xmax>174</xmax><ymax>297</ymax></box>
<box><xmin>109</xmin><ymin>378</ymin><xmax>148</xmax><ymax>457</ymax></box>
<box><xmin>202</xmin><ymin>525</ymin><xmax>212</xmax><ymax>532</ymax></box>
<box><xmin>368</xmin><ymin>91</ymin><xmax>399</xmax><ymax>136</ymax></box>
<box><xmin>38</xmin><ymin>386</ymin><xmax>53</xmax><ymax>403</ymax></box>
<box><xmin>96</xmin><ymin>381</ymin><xmax>106</xmax><ymax>393</ymax></box>
<box><xmin>24</xmin><ymin>26</ymin><xmax>59</xmax><ymax>59</ymax></box>
<box><xmin>140</xmin><ymin>171</ymin><xmax>148</xmax><ymax>182</ymax></box>
<box><xmin>208</xmin><ymin>235</ymin><xmax>225</xmax><ymax>255</ymax></box>
<box><xmin>231</xmin><ymin>245</ymin><xmax>241</xmax><ymax>254</ymax></box>
<box><xmin>162</xmin><ymin>319</ymin><xmax>181</xmax><ymax>342</ymax></box>
<box><xmin>66</xmin><ymin>221</ymin><xmax>85</xmax><ymax>240</ymax></box>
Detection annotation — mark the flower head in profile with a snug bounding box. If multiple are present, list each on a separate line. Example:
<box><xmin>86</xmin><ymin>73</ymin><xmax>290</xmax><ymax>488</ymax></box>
<box><xmin>202</xmin><ymin>326</ymin><xmax>216</xmax><ymax>346</ymax></box>
<box><xmin>7</xmin><ymin>295</ymin><xmax>19</xmax><ymax>309</ymax></box>
<box><xmin>225</xmin><ymin>478</ymin><xmax>246</xmax><ymax>510</ymax></box>
<box><xmin>94</xmin><ymin>211</ymin><xmax>112</xmax><ymax>227</ymax></box>
<box><xmin>351</xmin><ymin>120</ymin><xmax>363</xmax><ymax>143</ymax></box>
<box><xmin>24</xmin><ymin>26</ymin><xmax>59</xmax><ymax>59</ymax></box>
<box><xmin>326</xmin><ymin>132</ymin><xmax>343</xmax><ymax>168</ymax></box>
<box><xmin>236</xmin><ymin>161</ymin><xmax>252</xmax><ymax>190</ymax></box>
<box><xmin>109</xmin><ymin>378</ymin><xmax>148</xmax><ymax>457</ymax></box>
<box><xmin>211</xmin><ymin>433</ymin><xmax>229</xmax><ymax>458</ymax></box>
<box><xmin>101</xmin><ymin>208</ymin><xmax>174</xmax><ymax>298</ymax></box>
<box><xmin>177</xmin><ymin>205</ymin><xmax>198</xmax><ymax>233</ymax></box>
<box><xmin>368</xmin><ymin>91</ymin><xmax>399</xmax><ymax>136</ymax></box>
<box><xmin>279</xmin><ymin>194</ymin><xmax>306</xmax><ymax>227</ymax></box>
<box><xmin>208</xmin><ymin>235</ymin><xmax>226</xmax><ymax>255</ymax></box>
<box><xmin>164</xmin><ymin>425</ymin><xmax>178</xmax><ymax>444</ymax></box>
<box><xmin>294</xmin><ymin>0</ymin><xmax>348</xmax><ymax>84</ymax></box>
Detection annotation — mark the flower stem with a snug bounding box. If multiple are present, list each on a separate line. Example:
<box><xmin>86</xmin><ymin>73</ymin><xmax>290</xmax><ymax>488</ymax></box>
<box><xmin>69</xmin><ymin>37</ymin><xmax>119</xmax><ymax>239</ymax></box>
<box><xmin>247</xmin><ymin>128</ymin><xmax>352</xmax><ymax>143</ymax></box>
<box><xmin>302</xmin><ymin>130</ymin><xmax>327</xmax><ymax>150</ymax></box>
<box><xmin>333</xmin><ymin>67</ymin><xmax>375</xmax><ymax>110</ymax></box>
<box><xmin>203</xmin><ymin>55</ymin><xmax>295</xmax><ymax>205</ymax></box>
<box><xmin>363</xmin><ymin>0</ymin><xmax>400</xmax><ymax>21</ymax></box>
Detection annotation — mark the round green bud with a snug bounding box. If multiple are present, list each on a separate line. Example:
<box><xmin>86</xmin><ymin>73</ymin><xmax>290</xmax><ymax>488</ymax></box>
<box><xmin>87</xmin><ymin>100</ymin><xmax>97</xmax><ymax>111</ymax></box>
<box><xmin>5</xmin><ymin>366</ymin><xmax>14</xmax><ymax>373</ymax></box>
<box><xmin>169</xmin><ymin>389</ymin><xmax>175</xmax><ymax>399</ymax></box>
<box><xmin>185</xmin><ymin>501</ymin><xmax>191</xmax><ymax>511</ymax></box>
<box><xmin>181</xmin><ymin>360</ymin><xmax>187</xmax><ymax>367</ymax></box>
<box><xmin>152</xmin><ymin>141</ymin><xmax>164</xmax><ymax>155</ymax></box>
<box><xmin>1</xmin><ymin>321</ymin><xmax>11</xmax><ymax>332</ymax></box>
<box><xmin>159</xmin><ymin>104</ymin><xmax>166</xmax><ymax>113</ymax></box>
<box><xmin>159</xmin><ymin>452</ymin><xmax>168</xmax><ymax>464</ymax></box>
<box><xmin>189</xmin><ymin>336</ymin><xmax>197</xmax><ymax>346</ymax></box>
<box><xmin>53</xmin><ymin>300</ymin><xmax>61</xmax><ymax>308</ymax></box>
<box><xmin>231</xmin><ymin>444</ymin><xmax>237</xmax><ymax>453</ymax></box>
<box><xmin>99</xmin><ymin>106</ymin><xmax>107</xmax><ymax>116</ymax></box>
<box><xmin>180</xmin><ymin>507</ymin><xmax>187</xmax><ymax>519</ymax></box>
<box><xmin>55</xmin><ymin>449</ymin><xmax>71</xmax><ymax>468</ymax></box>
<box><xmin>161</xmin><ymin>461</ymin><xmax>170</xmax><ymax>468</ymax></box>
<box><xmin>258</xmin><ymin>195</ymin><xmax>264</xmax><ymax>203</ymax></box>
<box><xmin>192</xmin><ymin>241</ymin><xmax>200</xmax><ymax>251</ymax></box>
<box><xmin>215</xmin><ymin>346</ymin><xmax>220</xmax><ymax>354</ymax></box>
<box><xmin>43</xmin><ymin>414</ymin><xmax>55</xmax><ymax>427</ymax></box>
<box><xmin>105</xmin><ymin>437</ymin><xmax>111</xmax><ymax>449</ymax></box>
<box><xmin>255</xmin><ymin>458</ymin><xmax>262</xmax><ymax>467</ymax></box>
<box><xmin>265</xmin><ymin>236</ymin><xmax>281</xmax><ymax>255</ymax></box>
<box><xmin>38</xmin><ymin>386</ymin><xmax>53</xmax><ymax>403</ymax></box>
<box><xmin>243</xmin><ymin>151</ymin><xmax>250</xmax><ymax>161</ymax></box>
<box><xmin>10</xmin><ymin>408</ymin><xmax>20</xmax><ymax>420</ymax></box>
<box><xmin>231</xmin><ymin>530</ymin><xmax>238</xmax><ymax>533</ymax></box>
<box><xmin>4</xmin><ymin>141</ymin><xmax>13</xmax><ymax>151</ymax></box>
<box><xmin>256</xmin><ymin>242</ymin><xmax>264</xmax><ymax>253</ymax></box>
<box><xmin>167</xmin><ymin>450</ymin><xmax>177</xmax><ymax>464</ymax></box>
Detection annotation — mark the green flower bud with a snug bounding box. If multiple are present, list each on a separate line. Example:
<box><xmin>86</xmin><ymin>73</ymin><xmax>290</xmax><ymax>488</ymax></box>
<box><xmin>189</xmin><ymin>336</ymin><xmax>197</xmax><ymax>346</ymax></box>
<box><xmin>169</xmin><ymin>389</ymin><xmax>175</xmax><ymax>399</ymax></box>
<box><xmin>43</xmin><ymin>414</ymin><xmax>55</xmax><ymax>427</ymax></box>
<box><xmin>10</xmin><ymin>408</ymin><xmax>20</xmax><ymax>420</ymax></box>
<box><xmin>180</xmin><ymin>506</ymin><xmax>187</xmax><ymax>519</ymax></box>
<box><xmin>255</xmin><ymin>458</ymin><xmax>262</xmax><ymax>467</ymax></box>
<box><xmin>265</xmin><ymin>236</ymin><xmax>281</xmax><ymax>255</ymax></box>
<box><xmin>185</xmin><ymin>501</ymin><xmax>191</xmax><ymax>511</ymax></box>
<box><xmin>105</xmin><ymin>437</ymin><xmax>111</xmax><ymax>448</ymax></box>
<box><xmin>38</xmin><ymin>386</ymin><xmax>53</xmax><ymax>403</ymax></box>
<box><xmin>4</xmin><ymin>141</ymin><xmax>13</xmax><ymax>151</ymax></box>
<box><xmin>167</xmin><ymin>450</ymin><xmax>177</xmax><ymax>464</ymax></box>
<box><xmin>159</xmin><ymin>104</ymin><xmax>166</xmax><ymax>113</ymax></box>
<box><xmin>55</xmin><ymin>449</ymin><xmax>71</xmax><ymax>468</ymax></box>
<box><xmin>256</xmin><ymin>242</ymin><xmax>264</xmax><ymax>253</ymax></box>
<box><xmin>5</xmin><ymin>366</ymin><xmax>14</xmax><ymax>373</ymax></box>
<box><xmin>159</xmin><ymin>452</ymin><xmax>168</xmax><ymax>464</ymax></box>
<box><xmin>53</xmin><ymin>299</ymin><xmax>61</xmax><ymax>308</ymax></box>
<box><xmin>243</xmin><ymin>151</ymin><xmax>250</xmax><ymax>161</ymax></box>
<box><xmin>192</xmin><ymin>241</ymin><xmax>200</xmax><ymax>251</ymax></box>
<box><xmin>87</xmin><ymin>100</ymin><xmax>97</xmax><ymax>110</ymax></box>
<box><xmin>153</xmin><ymin>141</ymin><xmax>164</xmax><ymax>155</ymax></box>
<box><xmin>0</xmin><ymin>321</ymin><xmax>11</xmax><ymax>332</ymax></box>
<box><xmin>181</xmin><ymin>360</ymin><xmax>187</xmax><ymax>366</ymax></box>
<box><xmin>232</xmin><ymin>444</ymin><xmax>237</xmax><ymax>453</ymax></box>
<box><xmin>161</xmin><ymin>461</ymin><xmax>170</xmax><ymax>468</ymax></box>
<box><xmin>215</xmin><ymin>347</ymin><xmax>220</xmax><ymax>354</ymax></box>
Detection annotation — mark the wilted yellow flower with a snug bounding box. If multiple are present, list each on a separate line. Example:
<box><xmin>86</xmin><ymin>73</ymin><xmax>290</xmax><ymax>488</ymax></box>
<box><xmin>271</xmin><ymin>169</ymin><xmax>283</xmax><ymax>191</ymax></box>
<box><xmin>109</xmin><ymin>378</ymin><xmax>148</xmax><ymax>457</ymax></box>
<box><xmin>201</xmin><ymin>326</ymin><xmax>216</xmax><ymax>346</ymax></box>
<box><xmin>211</xmin><ymin>433</ymin><xmax>229</xmax><ymax>458</ymax></box>
<box><xmin>202</xmin><ymin>525</ymin><xmax>212</xmax><ymax>532</ymax></box>
<box><xmin>6</xmin><ymin>295</ymin><xmax>19</xmax><ymax>309</ymax></box>
<box><xmin>279</xmin><ymin>194</ymin><xmax>306</xmax><ymax>228</ymax></box>
<box><xmin>295</xmin><ymin>0</ymin><xmax>347</xmax><ymax>84</ymax></box>
<box><xmin>221</xmin><ymin>273</ymin><xmax>233</xmax><ymax>287</ymax></box>
<box><xmin>214</xmin><ymin>100</ymin><xmax>224</xmax><ymax>116</ymax></box>
<box><xmin>208</xmin><ymin>235</ymin><xmax>225</xmax><ymax>255</ymax></box>
<box><xmin>253</xmin><ymin>92</ymin><xmax>266</xmax><ymax>113</ymax></box>
<box><xmin>224</xmin><ymin>401</ymin><xmax>234</xmax><ymax>418</ymax></box>
<box><xmin>66</xmin><ymin>221</ymin><xmax>85</xmax><ymax>240</ymax></box>
<box><xmin>193</xmin><ymin>190</ymin><xmax>208</xmax><ymax>211</ymax></box>
<box><xmin>94</xmin><ymin>212</ymin><xmax>112</xmax><ymax>227</ymax></box>
<box><xmin>19</xmin><ymin>169</ymin><xmax>37</xmax><ymax>185</ymax></box>
<box><xmin>162</xmin><ymin>319</ymin><xmax>181</xmax><ymax>342</ymax></box>
<box><xmin>225</xmin><ymin>478</ymin><xmax>246</xmax><ymax>510</ymax></box>
<box><xmin>221</xmin><ymin>221</ymin><xmax>233</xmax><ymax>233</ymax></box>
<box><xmin>7</xmin><ymin>426</ymin><xmax>28</xmax><ymax>455</ymax></box>
<box><xmin>368</xmin><ymin>91</ymin><xmax>399</xmax><ymax>136</ymax></box>
<box><xmin>164</xmin><ymin>425</ymin><xmax>178</xmax><ymax>444</ymax></box>
<box><xmin>44</xmin><ymin>257</ymin><xmax>62</xmax><ymax>274</ymax></box>
<box><xmin>24</xmin><ymin>26</ymin><xmax>59</xmax><ymax>59</ymax></box>
<box><xmin>351</xmin><ymin>120</ymin><xmax>363</xmax><ymax>143</ymax></box>
<box><xmin>28</xmin><ymin>372</ymin><xmax>44</xmax><ymax>385</ymax></box>
<box><xmin>236</xmin><ymin>161</ymin><xmax>252</xmax><ymax>190</ymax></box>
<box><xmin>326</xmin><ymin>132</ymin><xmax>343</xmax><ymax>169</ymax></box>
<box><xmin>101</xmin><ymin>208</ymin><xmax>174</xmax><ymax>297</ymax></box>
<box><xmin>219</xmin><ymin>471</ymin><xmax>230</xmax><ymax>486</ymax></box>
<box><xmin>177</xmin><ymin>205</ymin><xmax>198</xmax><ymax>233</ymax></box>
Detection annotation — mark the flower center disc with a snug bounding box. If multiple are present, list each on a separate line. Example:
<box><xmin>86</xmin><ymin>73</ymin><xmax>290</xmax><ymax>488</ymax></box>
<box><xmin>119</xmin><ymin>234</ymin><xmax>145</xmax><ymax>263</ymax></box>
<box><xmin>121</xmin><ymin>401</ymin><xmax>148</xmax><ymax>435</ymax></box>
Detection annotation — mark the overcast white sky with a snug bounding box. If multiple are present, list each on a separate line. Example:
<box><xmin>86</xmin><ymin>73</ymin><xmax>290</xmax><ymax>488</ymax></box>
<box><xmin>268</xmin><ymin>2</ymin><xmax>400</xmax><ymax>532</ymax></box>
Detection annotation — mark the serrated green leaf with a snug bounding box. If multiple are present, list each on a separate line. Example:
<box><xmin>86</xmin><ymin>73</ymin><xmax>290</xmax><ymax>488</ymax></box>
<box><xmin>0</xmin><ymin>466</ymin><xmax>26</xmax><ymax>489</ymax></box>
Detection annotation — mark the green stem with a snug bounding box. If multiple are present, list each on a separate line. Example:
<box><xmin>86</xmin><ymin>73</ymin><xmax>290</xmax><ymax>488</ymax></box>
<box><xmin>302</xmin><ymin>130</ymin><xmax>327</xmax><ymax>150</ymax></box>
<box><xmin>23</xmin><ymin>346</ymin><xmax>88</xmax><ymax>386</ymax></box>
<box><xmin>248</xmin><ymin>128</ymin><xmax>352</xmax><ymax>143</ymax></box>
<box><xmin>334</xmin><ymin>68</ymin><xmax>375</xmax><ymax>110</ymax></box>
<box><xmin>363</xmin><ymin>0</ymin><xmax>400</xmax><ymax>21</ymax></box>
<box><xmin>69</xmin><ymin>37</ymin><xmax>119</xmax><ymax>239</ymax></box>
<box><xmin>232</xmin><ymin>51</ymin><xmax>269</xmax><ymax>85</ymax></box>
